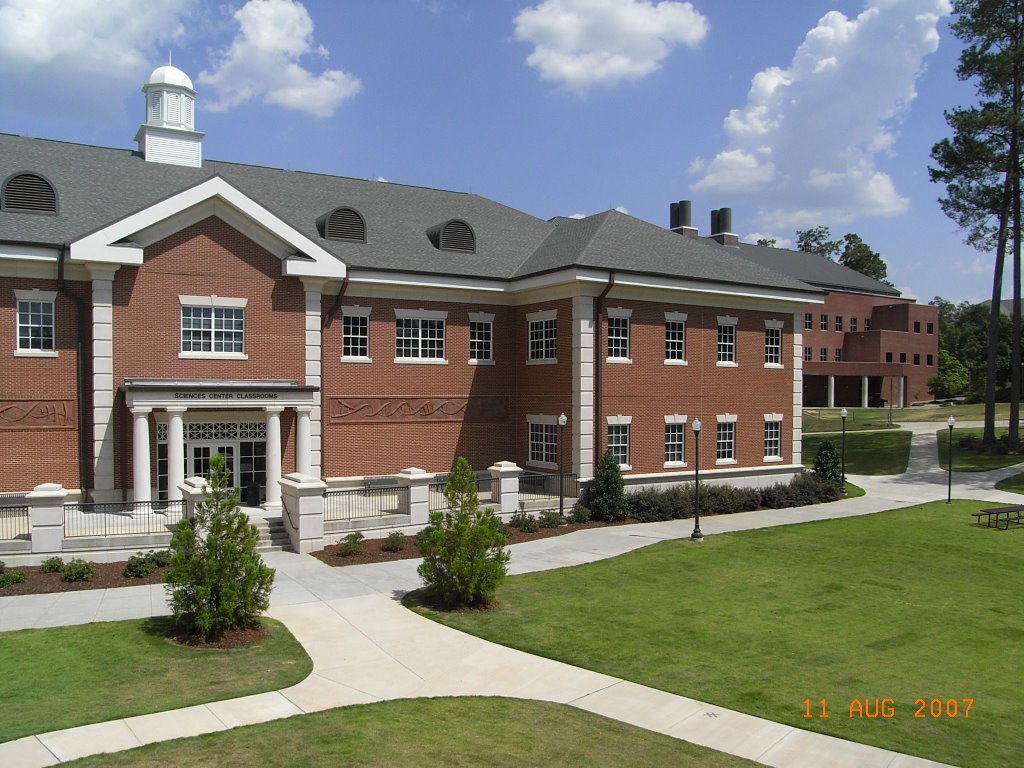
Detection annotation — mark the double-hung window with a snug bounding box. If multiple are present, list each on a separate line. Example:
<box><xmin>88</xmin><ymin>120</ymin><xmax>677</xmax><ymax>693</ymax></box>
<box><xmin>804</xmin><ymin>346</ymin><xmax>812</xmax><ymax>361</ymax></box>
<box><xmin>820</xmin><ymin>314</ymin><xmax>828</xmax><ymax>331</ymax></box>
<box><xmin>527</xmin><ymin>309</ymin><xmax>557</xmax><ymax>363</ymax></box>
<box><xmin>527</xmin><ymin>415</ymin><xmax>558</xmax><ymax>468</ymax></box>
<box><xmin>764</xmin><ymin>320</ymin><xmax>783</xmax><ymax>367</ymax></box>
<box><xmin>468</xmin><ymin>312</ymin><xmax>494</xmax><ymax>364</ymax></box>
<box><xmin>716</xmin><ymin>415</ymin><xmax>737</xmax><ymax>464</ymax></box>
<box><xmin>763</xmin><ymin>415</ymin><xmax>782</xmax><ymax>461</ymax></box>
<box><xmin>717</xmin><ymin>315</ymin><xmax>738</xmax><ymax>365</ymax></box>
<box><xmin>395</xmin><ymin>309</ymin><xmax>447</xmax><ymax>362</ymax></box>
<box><xmin>341</xmin><ymin>306</ymin><xmax>371</xmax><ymax>361</ymax></box>
<box><xmin>835</xmin><ymin>316</ymin><xmax>843</xmax><ymax>332</ymax></box>
<box><xmin>850</xmin><ymin>318</ymin><xmax>858</xmax><ymax>332</ymax></box>
<box><xmin>14</xmin><ymin>289</ymin><xmax>57</xmax><ymax>355</ymax></box>
<box><xmin>607</xmin><ymin>415</ymin><xmax>631</xmax><ymax>469</ymax></box>
<box><xmin>664</xmin><ymin>415</ymin><xmax>687</xmax><ymax>467</ymax></box>
<box><xmin>179</xmin><ymin>295</ymin><xmax>246</xmax><ymax>357</ymax></box>
<box><xmin>665</xmin><ymin>311</ymin><xmax>687</xmax><ymax>364</ymax></box>
<box><xmin>607</xmin><ymin>307</ymin><xmax>631</xmax><ymax>362</ymax></box>
<box><xmin>803</xmin><ymin>312</ymin><xmax>813</xmax><ymax>330</ymax></box>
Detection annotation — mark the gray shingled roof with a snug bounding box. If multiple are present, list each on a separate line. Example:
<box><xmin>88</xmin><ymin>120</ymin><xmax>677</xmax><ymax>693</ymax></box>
<box><xmin>725</xmin><ymin>241</ymin><xmax>900</xmax><ymax>297</ymax></box>
<box><xmin>1</xmin><ymin>133</ymin><xmax>818</xmax><ymax>296</ymax></box>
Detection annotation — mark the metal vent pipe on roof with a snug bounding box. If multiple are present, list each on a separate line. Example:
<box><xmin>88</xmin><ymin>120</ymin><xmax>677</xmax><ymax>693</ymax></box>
<box><xmin>669</xmin><ymin>200</ymin><xmax>692</xmax><ymax>230</ymax></box>
<box><xmin>719</xmin><ymin>207</ymin><xmax>733</xmax><ymax>233</ymax></box>
<box><xmin>711</xmin><ymin>208</ymin><xmax>720</xmax><ymax>235</ymax></box>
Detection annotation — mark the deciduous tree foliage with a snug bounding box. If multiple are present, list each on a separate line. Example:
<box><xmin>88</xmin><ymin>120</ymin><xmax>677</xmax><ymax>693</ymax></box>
<box><xmin>795</xmin><ymin>226</ymin><xmax>890</xmax><ymax>284</ymax></box>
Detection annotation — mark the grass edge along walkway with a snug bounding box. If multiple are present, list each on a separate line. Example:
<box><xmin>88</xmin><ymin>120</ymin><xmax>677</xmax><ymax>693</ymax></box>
<box><xmin>412</xmin><ymin>501</ymin><xmax>1022</xmax><ymax>768</ymax></box>
<box><xmin>0</xmin><ymin>617</ymin><xmax>312</xmax><ymax>744</ymax></box>
<box><xmin>802</xmin><ymin>430</ymin><xmax>911</xmax><ymax>474</ymax></box>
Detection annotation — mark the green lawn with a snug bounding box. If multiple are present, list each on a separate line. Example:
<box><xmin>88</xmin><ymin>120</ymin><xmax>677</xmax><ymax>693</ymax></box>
<box><xmin>803</xmin><ymin>403</ymin><xmax>1012</xmax><ymax>433</ymax></box>
<box><xmin>802</xmin><ymin>430</ymin><xmax>911</xmax><ymax>474</ymax></box>
<box><xmin>994</xmin><ymin>472</ymin><xmax>1024</xmax><ymax>494</ymax></box>
<box><xmin>65</xmin><ymin>698</ymin><xmax>758</xmax><ymax>768</ymax></box>
<box><xmin>410</xmin><ymin>502</ymin><xmax>1023</xmax><ymax>768</ymax></box>
<box><xmin>938</xmin><ymin>428</ymin><xmax>1024</xmax><ymax>471</ymax></box>
<box><xmin>0</xmin><ymin>617</ymin><xmax>312</xmax><ymax>743</ymax></box>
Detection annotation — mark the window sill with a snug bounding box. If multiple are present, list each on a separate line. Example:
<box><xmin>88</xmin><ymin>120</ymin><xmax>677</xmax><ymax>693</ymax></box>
<box><xmin>527</xmin><ymin>460</ymin><xmax>558</xmax><ymax>470</ymax></box>
<box><xmin>763</xmin><ymin>456</ymin><xmax>783</xmax><ymax>463</ymax></box>
<box><xmin>716</xmin><ymin>361</ymin><xmax>738</xmax><ymax>368</ymax></box>
<box><xmin>14</xmin><ymin>350</ymin><xmax>58</xmax><ymax>358</ymax></box>
<box><xmin>764</xmin><ymin>363</ymin><xmax>784</xmax><ymax>369</ymax></box>
<box><xmin>715</xmin><ymin>459</ymin><xmax>737</xmax><ymax>466</ymax></box>
<box><xmin>664</xmin><ymin>359</ymin><xmax>688</xmax><ymax>366</ymax></box>
<box><xmin>618</xmin><ymin>464</ymin><xmax>633</xmax><ymax>472</ymax></box>
<box><xmin>469</xmin><ymin>359</ymin><xmax>495</xmax><ymax>366</ymax></box>
<box><xmin>342</xmin><ymin>356</ymin><xmax>374</xmax><ymax>363</ymax></box>
<box><xmin>663</xmin><ymin>461</ymin><xmax>687</xmax><ymax>469</ymax></box>
<box><xmin>394</xmin><ymin>357</ymin><xmax>448</xmax><ymax>365</ymax></box>
<box><xmin>606</xmin><ymin>357</ymin><xmax>632</xmax><ymax>364</ymax></box>
<box><xmin>526</xmin><ymin>358</ymin><xmax>557</xmax><ymax>365</ymax></box>
<box><xmin>179</xmin><ymin>352</ymin><xmax>248</xmax><ymax>360</ymax></box>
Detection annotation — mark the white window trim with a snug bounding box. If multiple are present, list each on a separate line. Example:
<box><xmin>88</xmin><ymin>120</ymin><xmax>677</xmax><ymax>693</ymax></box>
<box><xmin>394</xmin><ymin>308</ymin><xmax>448</xmax><ymax>364</ymax></box>
<box><xmin>14</xmin><ymin>289</ymin><xmax>59</xmax><ymax>357</ymax></box>
<box><xmin>527</xmin><ymin>309</ymin><xmax>558</xmax><ymax>364</ymax></box>
<box><xmin>664</xmin><ymin>311</ymin><xmax>688</xmax><ymax>366</ymax></box>
<box><xmin>763</xmin><ymin>414</ymin><xmax>784</xmax><ymax>463</ymax></box>
<box><xmin>717</xmin><ymin>315</ymin><xmax>738</xmax><ymax>368</ymax></box>
<box><xmin>468</xmin><ymin>311</ymin><xmax>495</xmax><ymax>366</ymax></box>
<box><xmin>606</xmin><ymin>416</ymin><xmax>632</xmax><ymax>471</ymax></box>
<box><xmin>663</xmin><ymin>414</ymin><xmax>688</xmax><ymax>468</ymax></box>
<box><xmin>716</xmin><ymin>413</ymin><xmax>737</xmax><ymax>466</ymax></box>
<box><xmin>178</xmin><ymin>295</ymin><xmax>248</xmax><ymax>360</ymax></box>
<box><xmin>764</xmin><ymin>320</ymin><xmax>784</xmax><ymax>369</ymax></box>
<box><xmin>341</xmin><ymin>305</ymin><xmax>373</xmax><ymax>363</ymax></box>
<box><xmin>606</xmin><ymin>308</ymin><xmax>632</xmax><ymax>364</ymax></box>
<box><xmin>526</xmin><ymin>414</ymin><xmax>559</xmax><ymax>469</ymax></box>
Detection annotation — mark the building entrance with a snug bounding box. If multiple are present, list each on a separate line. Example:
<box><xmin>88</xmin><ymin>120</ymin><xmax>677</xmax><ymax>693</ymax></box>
<box><xmin>158</xmin><ymin>421</ymin><xmax>267</xmax><ymax>502</ymax></box>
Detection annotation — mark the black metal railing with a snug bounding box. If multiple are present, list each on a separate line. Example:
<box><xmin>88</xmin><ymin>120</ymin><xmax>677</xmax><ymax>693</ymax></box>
<box><xmin>429</xmin><ymin>476</ymin><xmax>497</xmax><ymax>511</ymax></box>
<box><xmin>324</xmin><ymin>486</ymin><xmax>407</xmax><ymax>522</ymax></box>
<box><xmin>0</xmin><ymin>504</ymin><xmax>30</xmax><ymax>541</ymax></box>
<box><xmin>63</xmin><ymin>500</ymin><xmax>186</xmax><ymax>538</ymax></box>
<box><xmin>519</xmin><ymin>472</ymin><xmax>579</xmax><ymax>503</ymax></box>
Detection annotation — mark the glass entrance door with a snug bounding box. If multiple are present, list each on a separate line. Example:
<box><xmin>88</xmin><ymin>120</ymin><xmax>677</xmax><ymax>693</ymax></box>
<box><xmin>190</xmin><ymin>444</ymin><xmax>237</xmax><ymax>488</ymax></box>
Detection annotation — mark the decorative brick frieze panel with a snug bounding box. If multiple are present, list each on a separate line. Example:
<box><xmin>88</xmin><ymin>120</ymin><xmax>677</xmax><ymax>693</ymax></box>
<box><xmin>328</xmin><ymin>396</ymin><xmax>509</xmax><ymax>423</ymax></box>
<box><xmin>0</xmin><ymin>400</ymin><xmax>76</xmax><ymax>429</ymax></box>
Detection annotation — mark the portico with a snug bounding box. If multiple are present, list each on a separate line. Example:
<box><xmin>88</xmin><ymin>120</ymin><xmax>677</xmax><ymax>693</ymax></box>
<box><xmin>123</xmin><ymin>380</ymin><xmax>319</xmax><ymax>507</ymax></box>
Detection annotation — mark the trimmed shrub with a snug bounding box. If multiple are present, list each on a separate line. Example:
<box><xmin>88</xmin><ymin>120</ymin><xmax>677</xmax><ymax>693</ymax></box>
<box><xmin>381</xmin><ymin>530</ymin><xmax>406</xmax><ymax>552</ymax></box>
<box><xmin>417</xmin><ymin>457</ymin><xmax>510</xmax><ymax>608</ymax></box>
<box><xmin>61</xmin><ymin>559</ymin><xmax>94</xmax><ymax>583</ymax></box>
<box><xmin>812</xmin><ymin>440</ymin><xmax>842</xmax><ymax>487</ymax></box>
<box><xmin>40</xmin><ymin>557</ymin><xmax>64</xmax><ymax>573</ymax></box>
<box><xmin>123</xmin><ymin>550</ymin><xmax>171</xmax><ymax>579</ymax></box>
<box><xmin>569</xmin><ymin>502</ymin><xmax>591</xmax><ymax>524</ymax></box>
<box><xmin>0</xmin><ymin>560</ymin><xmax>5</xmax><ymax>574</ymax></box>
<box><xmin>338</xmin><ymin>532</ymin><xmax>365</xmax><ymax>557</ymax></box>
<box><xmin>508</xmin><ymin>510</ymin><xmax>539</xmax><ymax>532</ymax></box>
<box><xmin>588</xmin><ymin>449</ymin><xmax>629</xmax><ymax>522</ymax></box>
<box><xmin>0</xmin><ymin>571</ymin><xmax>27</xmax><ymax>588</ymax></box>
<box><xmin>163</xmin><ymin>452</ymin><xmax>275</xmax><ymax>641</ymax></box>
<box><xmin>537</xmin><ymin>509</ymin><xmax>563</xmax><ymax>528</ymax></box>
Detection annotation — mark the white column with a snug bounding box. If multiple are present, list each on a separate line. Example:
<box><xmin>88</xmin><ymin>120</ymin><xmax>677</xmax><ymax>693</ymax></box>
<box><xmin>296</xmin><ymin>406</ymin><xmax>312</xmax><ymax>477</ymax></box>
<box><xmin>88</xmin><ymin>263</ymin><xmax>119</xmax><ymax>501</ymax></box>
<box><xmin>132</xmin><ymin>407</ymin><xmax>152</xmax><ymax>503</ymax></box>
<box><xmin>861</xmin><ymin>376</ymin><xmax>869</xmax><ymax>408</ymax></box>
<box><xmin>827</xmin><ymin>375</ymin><xmax>835</xmax><ymax>408</ymax></box>
<box><xmin>302</xmin><ymin>278</ymin><xmax>326</xmax><ymax>478</ymax></box>
<box><xmin>265</xmin><ymin>407</ymin><xmax>283</xmax><ymax>507</ymax></box>
<box><xmin>898</xmin><ymin>376</ymin><xmax>905</xmax><ymax>408</ymax></box>
<box><xmin>167</xmin><ymin>407</ymin><xmax>186</xmax><ymax>502</ymax></box>
<box><xmin>572</xmin><ymin>295</ymin><xmax>595</xmax><ymax>479</ymax></box>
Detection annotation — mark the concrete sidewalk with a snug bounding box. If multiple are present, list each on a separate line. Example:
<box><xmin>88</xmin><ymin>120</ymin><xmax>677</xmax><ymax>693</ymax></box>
<box><xmin>3</xmin><ymin>425</ymin><xmax>1010</xmax><ymax>767</ymax></box>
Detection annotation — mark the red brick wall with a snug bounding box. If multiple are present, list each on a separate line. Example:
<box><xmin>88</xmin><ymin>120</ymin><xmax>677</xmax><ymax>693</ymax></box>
<box><xmin>113</xmin><ymin>217</ymin><xmax>306</xmax><ymax>490</ymax></box>
<box><xmin>0</xmin><ymin>277</ymin><xmax>89</xmax><ymax>491</ymax></box>
<box><xmin>599</xmin><ymin>302</ymin><xmax>794</xmax><ymax>474</ymax></box>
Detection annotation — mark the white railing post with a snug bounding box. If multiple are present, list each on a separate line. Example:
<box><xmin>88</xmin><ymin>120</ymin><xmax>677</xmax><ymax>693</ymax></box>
<box><xmin>279</xmin><ymin>472</ymin><xmax>326</xmax><ymax>554</ymax></box>
<box><xmin>488</xmin><ymin>461</ymin><xmax>523</xmax><ymax>514</ymax></box>
<box><xmin>27</xmin><ymin>482</ymin><xmax>68</xmax><ymax>553</ymax></box>
<box><xmin>177</xmin><ymin>476</ymin><xmax>209</xmax><ymax>521</ymax></box>
<box><xmin>397</xmin><ymin>467</ymin><xmax>432</xmax><ymax>526</ymax></box>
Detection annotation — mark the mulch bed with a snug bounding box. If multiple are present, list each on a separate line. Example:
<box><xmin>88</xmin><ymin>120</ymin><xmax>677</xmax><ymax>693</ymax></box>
<box><xmin>0</xmin><ymin>518</ymin><xmax>633</xmax><ymax>597</ymax></box>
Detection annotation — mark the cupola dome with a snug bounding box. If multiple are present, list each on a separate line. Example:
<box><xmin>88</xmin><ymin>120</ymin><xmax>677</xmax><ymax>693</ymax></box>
<box><xmin>135</xmin><ymin>63</ymin><xmax>204</xmax><ymax>168</ymax></box>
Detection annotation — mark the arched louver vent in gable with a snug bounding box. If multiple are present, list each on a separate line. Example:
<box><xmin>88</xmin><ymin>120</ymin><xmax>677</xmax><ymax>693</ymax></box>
<box><xmin>1</xmin><ymin>173</ymin><xmax>58</xmax><ymax>214</ymax></box>
<box><xmin>428</xmin><ymin>219</ymin><xmax>476</xmax><ymax>253</ymax></box>
<box><xmin>319</xmin><ymin>207</ymin><xmax>366</xmax><ymax>242</ymax></box>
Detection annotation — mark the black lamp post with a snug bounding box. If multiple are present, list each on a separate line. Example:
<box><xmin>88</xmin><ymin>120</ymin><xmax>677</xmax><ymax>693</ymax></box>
<box><xmin>840</xmin><ymin>407</ymin><xmax>848</xmax><ymax>494</ymax></box>
<box><xmin>691</xmin><ymin>418</ymin><xmax>702</xmax><ymax>540</ymax></box>
<box><xmin>947</xmin><ymin>415</ymin><xmax>955</xmax><ymax>504</ymax></box>
<box><xmin>558</xmin><ymin>412</ymin><xmax>568</xmax><ymax>518</ymax></box>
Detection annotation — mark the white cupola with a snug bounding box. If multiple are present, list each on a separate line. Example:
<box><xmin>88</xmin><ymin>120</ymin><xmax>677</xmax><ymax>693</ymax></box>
<box><xmin>134</xmin><ymin>64</ymin><xmax>204</xmax><ymax>168</ymax></box>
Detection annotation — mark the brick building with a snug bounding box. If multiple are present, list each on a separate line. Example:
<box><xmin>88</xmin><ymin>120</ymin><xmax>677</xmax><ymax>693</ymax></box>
<box><xmin>1</xmin><ymin>65</ymin><xmax>823</xmax><ymax>504</ymax></box>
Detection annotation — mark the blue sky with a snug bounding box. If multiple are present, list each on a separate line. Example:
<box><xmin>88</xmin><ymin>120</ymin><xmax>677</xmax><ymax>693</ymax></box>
<box><xmin>0</xmin><ymin>0</ymin><xmax>996</xmax><ymax>305</ymax></box>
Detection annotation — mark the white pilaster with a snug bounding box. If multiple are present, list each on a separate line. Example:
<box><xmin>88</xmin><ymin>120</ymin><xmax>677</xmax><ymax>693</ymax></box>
<box><xmin>898</xmin><ymin>376</ymin><xmax>905</xmax><ymax>408</ymax></box>
<box><xmin>265</xmin><ymin>407</ymin><xmax>283</xmax><ymax>507</ymax></box>
<box><xmin>167</xmin><ymin>407</ymin><xmax>186</xmax><ymax>502</ymax></box>
<box><xmin>296</xmin><ymin>406</ymin><xmax>312</xmax><ymax>476</ymax></box>
<box><xmin>572</xmin><ymin>295</ymin><xmax>595</xmax><ymax>479</ymax></box>
<box><xmin>861</xmin><ymin>376</ymin><xmax>869</xmax><ymax>408</ymax></box>
<box><xmin>302</xmin><ymin>278</ymin><xmax>325</xmax><ymax>478</ymax></box>
<box><xmin>132</xmin><ymin>407</ymin><xmax>152</xmax><ymax>503</ymax></box>
<box><xmin>792</xmin><ymin>313</ymin><xmax>803</xmax><ymax>466</ymax></box>
<box><xmin>827</xmin><ymin>375</ymin><xmax>835</xmax><ymax>408</ymax></box>
<box><xmin>88</xmin><ymin>264</ymin><xmax>119</xmax><ymax>500</ymax></box>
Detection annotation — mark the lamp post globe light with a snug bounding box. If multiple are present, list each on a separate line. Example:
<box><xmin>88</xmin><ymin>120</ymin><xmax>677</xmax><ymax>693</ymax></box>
<box><xmin>558</xmin><ymin>412</ymin><xmax>568</xmax><ymax>518</ymax></box>
<box><xmin>947</xmin><ymin>415</ymin><xmax>955</xmax><ymax>504</ymax></box>
<box><xmin>691</xmin><ymin>418</ymin><xmax>702</xmax><ymax>540</ymax></box>
<box><xmin>840</xmin><ymin>407</ymin><xmax>848</xmax><ymax>494</ymax></box>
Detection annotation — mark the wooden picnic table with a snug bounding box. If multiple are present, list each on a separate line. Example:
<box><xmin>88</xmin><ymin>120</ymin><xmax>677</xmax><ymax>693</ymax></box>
<box><xmin>972</xmin><ymin>505</ymin><xmax>1024</xmax><ymax>530</ymax></box>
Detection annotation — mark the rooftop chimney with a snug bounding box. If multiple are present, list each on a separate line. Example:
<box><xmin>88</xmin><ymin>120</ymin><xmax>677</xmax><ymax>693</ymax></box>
<box><xmin>669</xmin><ymin>200</ymin><xmax>699</xmax><ymax>239</ymax></box>
<box><xmin>710</xmin><ymin>207</ymin><xmax>739</xmax><ymax>247</ymax></box>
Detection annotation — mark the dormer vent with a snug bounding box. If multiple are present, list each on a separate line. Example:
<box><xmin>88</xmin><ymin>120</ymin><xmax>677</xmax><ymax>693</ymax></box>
<box><xmin>319</xmin><ymin>207</ymin><xmax>366</xmax><ymax>242</ymax></box>
<box><xmin>428</xmin><ymin>219</ymin><xmax>476</xmax><ymax>253</ymax></box>
<box><xmin>1</xmin><ymin>172</ymin><xmax>58</xmax><ymax>214</ymax></box>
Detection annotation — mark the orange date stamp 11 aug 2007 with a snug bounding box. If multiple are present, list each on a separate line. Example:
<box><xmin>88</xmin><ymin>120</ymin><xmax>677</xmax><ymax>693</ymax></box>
<box><xmin>803</xmin><ymin>698</ymin><xmax>974</xmax><ymax>719</ymax></box>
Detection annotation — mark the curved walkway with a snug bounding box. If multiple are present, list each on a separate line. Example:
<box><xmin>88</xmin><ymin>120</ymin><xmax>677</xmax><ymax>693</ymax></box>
<box><xmin>4</xmin><ymin>425</ymin><xmax>1018</xmax><ymax>768</ymax></box>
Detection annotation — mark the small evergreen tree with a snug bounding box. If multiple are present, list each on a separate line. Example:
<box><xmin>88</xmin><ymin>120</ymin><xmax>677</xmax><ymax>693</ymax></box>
<box><xmin>164</xmin><ymin>453</ymin><xmax>275</xmax><ymax>640</ymax></box>
<box><xmin>588</xmin><ymin>448</ymin><xmax>629</xmax><ymax>521</ymax></box>
<box><xmin>812</xmin><ymin>440</ymin><xmax>843</xmax><ymax>487</ymax></box>
<box><xmin>417</xmin><ymin>457</ymin><xmax>510</xmax><ymax>608</ymax></box>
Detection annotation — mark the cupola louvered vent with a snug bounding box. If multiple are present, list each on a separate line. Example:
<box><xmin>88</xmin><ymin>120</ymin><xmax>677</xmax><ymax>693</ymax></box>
<box><xmin>428</xmin><ymin>219</ymin><xmax>476</xmax><ymax>253</ymax></box>
<box><xmin>2</xmin><ymin>173</ymin><xmax>58</xmax><ymax>214</ymax></box>
<box><xmin>320</xmin><ymin>207</ymin><xmax>366</xmax><ymax>242</ymax></box>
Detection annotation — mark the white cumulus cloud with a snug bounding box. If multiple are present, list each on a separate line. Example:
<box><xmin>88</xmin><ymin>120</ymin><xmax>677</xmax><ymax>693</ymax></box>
<box><xmin>514</xmin><ymin>0</ymin><xmax>709</xmax><ymax>92</ymax></box>
<box><xmin>690</xmin><ymin>0</ymin><xmax>951</xmax><ymax>231</ymax></box>
<box><xmin>199</xmin><ymin>0</ymin><xmax>361</xmax><ymax>118</ymax></box>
